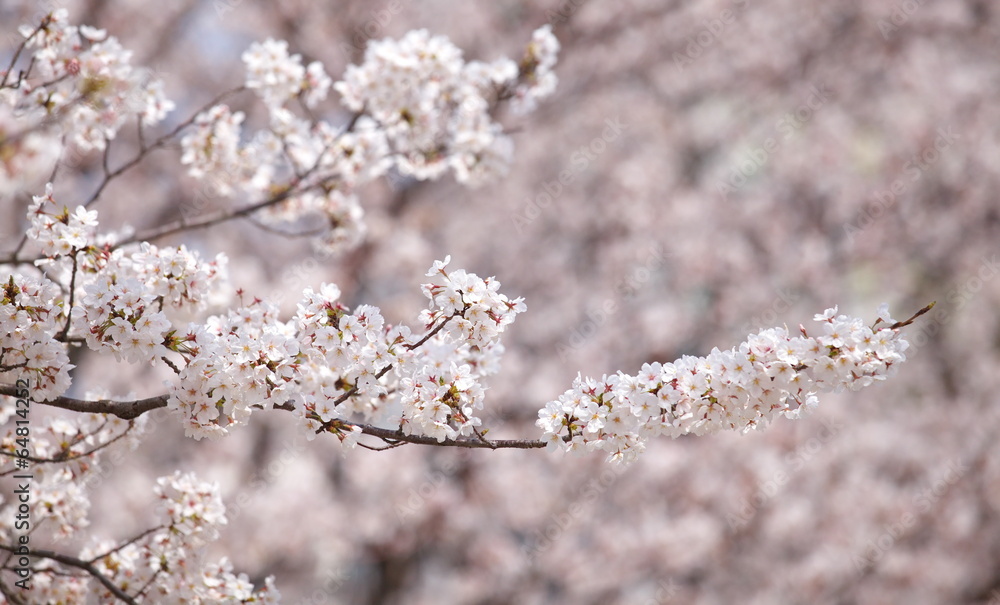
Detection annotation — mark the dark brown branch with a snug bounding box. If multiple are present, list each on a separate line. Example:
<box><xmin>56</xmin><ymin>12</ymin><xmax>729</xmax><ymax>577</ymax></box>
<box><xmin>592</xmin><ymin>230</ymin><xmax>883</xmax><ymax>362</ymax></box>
<box><xmin>0</xmin><ymin>544</ymin><xmax>137</xmax><ymax>605</ymax></box>
<box><xmin>889</xmin><ymin>301</ymin><xmax>936</xmax><ymax>329</ymax></box>
<box><xmin>57</xmin><ymin>251</ymin><xmax>80</xmax><ymax>340</ymax></box>
<box><xmin>0</xmin><ymin>384</ymin><xmax>545</xmax><ymax>449</ymax></box>
<box><xmin>347</xmin><ymin>421</ymin><xmax>546</xmax><ymax>449</ymax></box>
<box><xmin>0</xmin><ymin>385</ymin><xmax>167</xmax><ymax>420</ymax></box>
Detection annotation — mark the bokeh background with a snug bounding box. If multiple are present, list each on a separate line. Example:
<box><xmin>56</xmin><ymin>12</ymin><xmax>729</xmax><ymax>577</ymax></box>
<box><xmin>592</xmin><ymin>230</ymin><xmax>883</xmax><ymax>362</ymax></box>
<box><xmin>3</xmin><ymin>0</ymin><xmax>1000</xmax><ymax>603</ymax></box>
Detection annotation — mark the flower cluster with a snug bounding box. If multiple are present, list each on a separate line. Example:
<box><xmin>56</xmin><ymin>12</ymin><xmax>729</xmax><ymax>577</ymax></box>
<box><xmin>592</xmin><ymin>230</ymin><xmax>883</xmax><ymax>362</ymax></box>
<box><xmin>154</xmin><ymin>470</ymin><xmax>228</xmax><ymax>543</ymax></box>
<box><xmin>179</xmin><ymin>26</ymin><xmax>558</xmax><ymax>257</ymax></box>
<box><xmin>80</xmin><ymin>472</ymin><xmax>280</xmax><ymax>603</ymax></box>
<box><xmin>335</xmin><ymin>29</ymin><xmax>523</xmax><ymax>185</ymax></box>
<box><xmin>291</xmin><ymin>260</ymin><xmax>525</xmax><ymax>444</ymax></box>
<box><xmin>509</xmin><ymin>24</ymin><xmax>560</xmax><ymax>115</ymax></box>
<box><xmin>0</xmin><ymin>273</ymin><xmax>73</xmax><ymax>401</ymax></box>
<box><xmin>75</xmin><ymin>272</ymin><xmax>172</xmax><ymax>364</ymax></box>
<box><xmin>398</xmin><ymin>358</ymin><xmax>487</xmax><ymax>442</ymax></box>
<box><xmin>16</xmin><ymin>182</ymin><xmax>230</xmax><ymax>365</ymax></box>
<box><xmin>0</xmin><ymin>104</ymin><xmax>63</xmax><ymax>198</ymax></box>
<box><xmin>179</xmin><ymin>104</ymin><xmax>251</xmax><ymax>197</ymax></box>
<box><xmin>392</xmin><ymin>258</ymin><xmax>525</xmax><ymax>441</ymax></box>
<box><xmin>252</xmin><ymin>112</ymin><xmax>371</xmax><ymax>255</ymax></box>
<box><xmin>11</xmin><ymin>8</ymin><xmax>173</xmax><ymax>151</ymax></box>
<box><xmin>242</xmin><ymin>38</ymin><xmax>331</xmax><ymax>109</ymax></box>
<box><xmin>295</xmin><ymin>284</ymin><xmax>401</xmax><ymax>427</ymax></box>
<box><xmin>0</xmin><ymin>390</ymin><xmax>147</xmax><ymax>477</ymax></box>
<box><xmin>179</xmin><ymin>96</ymin><xmax>380</xmax><ymax>257</ymax></box>
<box><xmin>168</xmin><ymin>300</ymin><xmax>299</xmax><ymax>440</ymax></box>
<box><xmin>26</xmin><ymin>183</ymin><xmax>99</xmax><ymax>258</ymax></box>
<box><xmin>420</xmin><ymin>256</ymin><xmax>526</xmax><ymax>348</ymax></box>
<box><xmin>537</xmin><ymin>305</ymin><xmax>910</xmax><ymax>463</ymax></box>
<box><xmin>130</xmin><ymin>243</ymin><xmax>228</xmax><ymax>319</ymax></box>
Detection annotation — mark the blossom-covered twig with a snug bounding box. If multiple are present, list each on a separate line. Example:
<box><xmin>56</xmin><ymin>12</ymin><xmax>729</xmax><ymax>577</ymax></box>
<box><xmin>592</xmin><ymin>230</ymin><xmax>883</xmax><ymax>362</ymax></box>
<box><xmin>0</xmin><ymin>544</ymin><xmax>138</xmax><ymax>605</ymax></box>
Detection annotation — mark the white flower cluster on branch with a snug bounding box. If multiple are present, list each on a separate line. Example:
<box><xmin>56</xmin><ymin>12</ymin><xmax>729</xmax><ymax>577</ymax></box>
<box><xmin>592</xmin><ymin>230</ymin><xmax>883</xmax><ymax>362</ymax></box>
<box><xmin>537</xmin><ymin>305</ymin><xmax>911</xmax><ymax>463</ymax></box>
<box><xmin>176</xmin><ymin>22</ymin><xmax>559</xmax><ymax>256</ymax></box>
<box><xmin>0</xmin><ymin>8</ymin><xmax>929</xmax><ymax>604</ymax></box>
<box><xmin>7</xmin><ymin>9</ymin><xmax>173</xmax><ymax>152</ymax></box>
<box><xmin>0</xmin><ymin>388</ymin><xmax>277</xmax><ymax>602</ymax></box>
<box><xmin>0</xmin><ymin>272</ymin><xmax>73</xmax><ymax>401</ymax></box>
<box><xmin>242</xmin><ymin>38</ymin><xmax>331</xmax><ymax>110</ymax></box>
<box><xmin>292</xmin><ymin>255</ymin><xmax>525</xmax><ymax>445</ymax></box>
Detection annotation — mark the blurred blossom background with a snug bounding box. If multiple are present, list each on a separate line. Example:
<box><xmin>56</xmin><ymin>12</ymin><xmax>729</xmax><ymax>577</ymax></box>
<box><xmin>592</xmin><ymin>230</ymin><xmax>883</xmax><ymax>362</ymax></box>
<box><xmin>3</xmin><ymin>0</ymin><xmax>1000</xmax><ymax>603</ymax></box>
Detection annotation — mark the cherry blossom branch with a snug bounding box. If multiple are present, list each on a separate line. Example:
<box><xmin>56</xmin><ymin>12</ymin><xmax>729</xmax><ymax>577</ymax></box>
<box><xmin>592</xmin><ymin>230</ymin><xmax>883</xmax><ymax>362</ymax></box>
<box><xmin>0</xmin><ymin>417</ymin><xmax>136</xmax><ymax>472</ymax></box>
<box><xmin>311</xmin><ymin>311</ymin><xmax>460</xmax><ymax>434</ymax></box>
<box><xmin>57</xmin><ymin>250</ymin><xmax>80</xmax><ymax>340</ymax></box>
<box><xmin>114</xmin><ymin>175</ymin><xmax>337</xmax><ymax>247</ymax></box>
<box><xmin>90</xmin><ymin>526</ymin><xmax>165</xmax><ymax>566</ymax></box>
<box><xmin>888</xmin><ymin>301</ymin><xmax>935</xmax><ymax>329</ymax></box>
<box><xmin>0</xmin><ymin>385</ymin><xmax>546</xmax><ymax>449</ymax></box>
<box><xmin>0</xmin><ymin>16</ymin><xmax>49</xmax><ymax>89</ymax></box>
<box><xmin>110</xmin><ymin>110</ymin><xmax>363</xmax><ymax>249</ymax></box>
<box><xmin>82</xmin><ymin>86</ymin><xmax>248</xmax><ymax>208</ymax></box>
<box><xmin>0</xmin><ymin>544</ymin><xmax>138</xmax><ymax>605</ymax></box>
<box><xmin>343</xmin><ymin>421</ymin><xmax>546</xmax><ymax>449</ymax></box>
<box><xmin>1</xmin><ymin>90</ymin><xmax>92</xmax><ymax>148</ymax></box>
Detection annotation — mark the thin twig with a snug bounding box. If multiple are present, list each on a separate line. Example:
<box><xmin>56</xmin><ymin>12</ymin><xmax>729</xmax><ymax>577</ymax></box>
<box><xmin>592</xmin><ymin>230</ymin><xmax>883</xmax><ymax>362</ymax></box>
<box><xmin>83</xmin><ymin>86</ymin><xmax>248</xmax><ymax>208</ymax></box>
<box><xmin>0</xmin><ymin>420</ymin><xmax>134</xmax><ymax>472</ymax></box>
<box><xmin>889</xmin><ymin>301</ymin><xmax>936</xmax><ymax>330</ymax></box>
<box><xmin>87</xmin><ymin>526</ymin><xmax>164</xmax><ymax>564</ymax></box>
<box><xmin>0</xmin><ymin>17</ymin><xmax>48</xmax><ymax>90</ymax></box>
<box><xmin>349</xmin><ymin>421</ymin><xmax>546</xmax><ymax>449</ymax></box>
<box><xmin>58</xmin><ymin>250</ymin><xmax>80</xmax><ymax>340</ymax></box>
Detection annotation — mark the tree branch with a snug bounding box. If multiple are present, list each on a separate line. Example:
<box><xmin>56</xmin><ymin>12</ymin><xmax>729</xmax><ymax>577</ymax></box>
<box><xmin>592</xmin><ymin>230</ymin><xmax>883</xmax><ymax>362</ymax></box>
<box><xmin>0</xmin><ymin>544</ymin><xmax>138</xmax><ymax>605</ymax></box>
<box><xmin>0</xmin><ymin>385</ymin><xmax>546</xmax><ymax>449</ymax></box>
<box><xmin>345</xmin><ymin>421</ymin><xmax>546</xmax><ymax>449</ymax></box>
<box><xmin>0</xmin><ymin>385</ymin><xmax>167</xmax><ymax>420</ymax></box>
<box><xmin>83</xmin><ymin>86</ymin><xmax>248</xmax><ymax>208</ymax></box>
